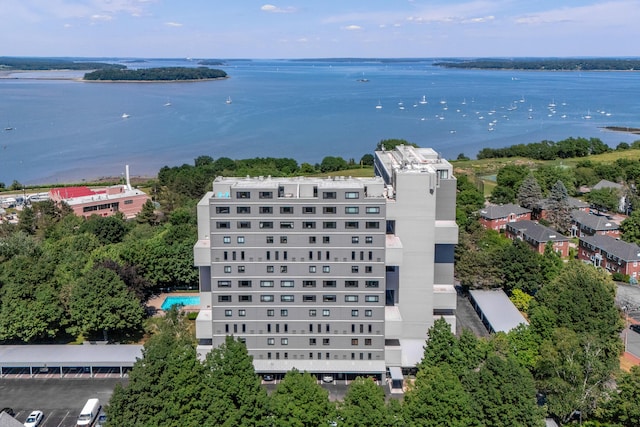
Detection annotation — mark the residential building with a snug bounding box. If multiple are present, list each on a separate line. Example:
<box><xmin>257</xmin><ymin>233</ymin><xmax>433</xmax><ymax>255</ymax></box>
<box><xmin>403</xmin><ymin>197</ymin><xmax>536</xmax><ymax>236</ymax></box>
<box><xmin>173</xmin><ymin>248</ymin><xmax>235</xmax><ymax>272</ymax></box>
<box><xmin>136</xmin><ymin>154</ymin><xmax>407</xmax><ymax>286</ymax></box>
<box><xmin>477</xmin><ymin>203</ymin><xmax>531</xmax><ymax>231</ymax></box>
<box><xmin>505</xmin><ymin>220</ymin><xmax>570</xmax><ymax>257</ymax></box>
<box><xmin>571</xmin><ymin>210</ymin><xmax>620</xmax><ymax>238</ymax></box>
<box><xmin>533</xmin><ymin>196</ymin><xmax>589</xmax><ymax>221</ymax></box>
<box><xmin>193</xmin><ymin>146</ymin><xmax>458</xmax><ymax>378</ymax></box>
<box><xmin>578</xmin><ymin>234</ymin><xmax>640</xmax><ymax>279</ymax></box>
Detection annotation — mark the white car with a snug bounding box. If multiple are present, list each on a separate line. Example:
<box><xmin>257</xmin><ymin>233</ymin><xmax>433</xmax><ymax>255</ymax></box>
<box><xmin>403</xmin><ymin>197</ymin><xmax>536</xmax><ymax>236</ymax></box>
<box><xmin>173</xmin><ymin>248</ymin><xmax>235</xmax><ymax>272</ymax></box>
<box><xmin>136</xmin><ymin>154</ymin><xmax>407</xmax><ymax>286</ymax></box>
<box><xmin>23</xmin><ymin>410</ymin><xmax>43</xmax><ymax>427</ymax></box>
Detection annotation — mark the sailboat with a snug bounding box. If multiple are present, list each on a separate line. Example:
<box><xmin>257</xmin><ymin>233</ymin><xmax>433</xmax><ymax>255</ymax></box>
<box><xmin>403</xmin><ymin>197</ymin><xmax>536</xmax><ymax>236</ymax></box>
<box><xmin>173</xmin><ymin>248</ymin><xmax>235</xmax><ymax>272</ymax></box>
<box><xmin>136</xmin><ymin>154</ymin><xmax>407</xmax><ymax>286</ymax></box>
<box><xmin>375</xmin><ymin>100</ymin><xmax>382</xmax><ymax>109</ymax></box>
<box><xmin>419</xmin><ymin>95</ymin><xmax>428</xmax><ymax>105</ymax></box>
<box><xmin>121</xmin><ymin>113</ymin><xmax>130</xmax><ymax>119</ymax></box>
<box><xmin>225</xmin><ymin>96</ymin><xmax>232</xmax><ymax>104</ymax></box>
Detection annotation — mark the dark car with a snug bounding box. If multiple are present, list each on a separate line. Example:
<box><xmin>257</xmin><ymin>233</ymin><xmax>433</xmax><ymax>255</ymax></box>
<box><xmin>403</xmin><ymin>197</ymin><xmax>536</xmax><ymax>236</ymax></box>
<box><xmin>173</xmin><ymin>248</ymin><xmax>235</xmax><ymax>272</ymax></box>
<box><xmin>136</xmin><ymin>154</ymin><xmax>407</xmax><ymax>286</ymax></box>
<box><xmin>630</xmin><ymin>324</ymin><xmax>640</xmax><ymax>334</ymax></box>
<box><xmin>0</xmin><ymin>408</ymin><xmax>15</xmax><ymax>417</ymax></box>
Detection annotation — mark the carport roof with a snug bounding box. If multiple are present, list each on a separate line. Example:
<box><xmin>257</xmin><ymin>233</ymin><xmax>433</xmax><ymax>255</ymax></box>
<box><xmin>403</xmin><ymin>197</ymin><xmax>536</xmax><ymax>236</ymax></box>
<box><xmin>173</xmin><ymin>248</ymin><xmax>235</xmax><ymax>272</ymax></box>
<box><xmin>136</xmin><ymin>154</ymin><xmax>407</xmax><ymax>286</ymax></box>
<box><xmin>0</xmin><ymin>344</ymin><xmax>143</xmax><ymax>368</ymax></box>
<box><xmin>469</xmin><ymin>289</ymin><xmax>528</xmax><ymax>333</ymax></box>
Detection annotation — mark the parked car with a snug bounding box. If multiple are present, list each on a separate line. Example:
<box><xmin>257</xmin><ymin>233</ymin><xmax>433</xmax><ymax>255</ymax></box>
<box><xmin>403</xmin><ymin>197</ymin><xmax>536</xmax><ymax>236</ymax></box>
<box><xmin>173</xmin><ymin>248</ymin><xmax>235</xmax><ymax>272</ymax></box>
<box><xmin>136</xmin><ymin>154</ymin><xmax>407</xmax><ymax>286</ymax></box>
<box><xmin>23</xmin><ymin>410</ymin><xmax>43</xmax><ymax>427</ymax></box>
<box><xmin>630</xmin><ymin>324</ymin><xmax>640</xmax><ymax>334</ymax></box>
<box><xmin>1</xmin><ymin>408</ymin><xmax>15</xmax><ymax>417</ymax></box>
<box><xmin>262</xmin><ymin>374</ymin><xmax>274</xmax><ymax>382</ymax></box>
<box><xmin>96</xmin><ymin>413</ymin><xmax>107</xmax><ymax>427</ymax></box>
<box><xmin>322</xmin><ymin>375</ymin><xmax>334</xmax><ymax>383</ymax></box>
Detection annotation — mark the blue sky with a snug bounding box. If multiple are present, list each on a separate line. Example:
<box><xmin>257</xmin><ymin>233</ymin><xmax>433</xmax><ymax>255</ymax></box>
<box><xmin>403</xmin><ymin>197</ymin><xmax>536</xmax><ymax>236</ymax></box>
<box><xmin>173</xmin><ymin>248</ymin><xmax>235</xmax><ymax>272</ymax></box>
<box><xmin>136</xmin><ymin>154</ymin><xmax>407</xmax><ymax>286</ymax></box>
<box><xmin>2</xmin><ymin>0</ymin><xmax>639</xmax><ymax>58</ymax></box>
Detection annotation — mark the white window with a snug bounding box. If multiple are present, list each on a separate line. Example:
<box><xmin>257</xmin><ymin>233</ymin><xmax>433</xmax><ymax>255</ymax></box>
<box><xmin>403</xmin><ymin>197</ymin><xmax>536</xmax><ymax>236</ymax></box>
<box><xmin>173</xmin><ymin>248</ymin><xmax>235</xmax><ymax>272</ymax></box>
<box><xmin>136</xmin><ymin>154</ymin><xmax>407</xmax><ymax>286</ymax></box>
<box><xmin>238</xmin><ymin>309</ymin><xmax>246</xmax><ymax>317</ymax></box>
<box><xmin>365</xmin><ymin>295</ymin><xmax>379</xmax><ymax>302</ymax></box>
<box><xmin>260</xmin><ymin>280</ymin><xmax>274</xmax><ymax>287</ymax></box>
<box><xmin>345</xmin><ymin>191</ymin><xmax>359</xmax><ymax>199</ymax></box>
<box><xmin>345</xmin><ymin>206</ymin><xmax>359</xmax><ymax>214</ymax></box>
<box><xmin>261</xmin><ymin>295</ymin><xmax>274</xmax><ymax>302</ymax></box>
<box><xmin>280</xmin><ymin>280</ymin><xmax>295</xmax><ymax>288</ymax></box>
<box><xmin>322</xmin><ymin>266</ymin><xmax>330</xmax><ymax>273</ymax></box>
<box><xmin>322</xmin><ymin>309</ymin><xmax>331</xmax><ymax>317</ymax></box>
<box><xmin>309</xmin><ymin>266</ymin><xmax>317</xmax><ymax>273</ymax></box>
<box><xmin>267</xmin><ymin>338</ymin><xmax>275</xmax><ymax>345</ymax></box>
<box><xmin>223</xmin><ymin>266</ymin><xmax>232</xmax><ymax>273</ymax></box>
<box><xmin>366</xmin><ymin>206</ymin><xmax>380</xmax><ymax>214</ymax></box>
<box><xmin>223</xmin><ymin>236</ymin><xmax>231</xmax><ymax>244</ymax></box>
<box><xmin>281</xmin><ymin>295</ymin><xmax>295</xmax><ymax>302</ymax></box>
<box><xmin>224</xmin><ymin>310</ymin><xmax>232</xmax><ymax>317</ymax></box>
<box><xmin>345</xmin><ymin>295</ymin><xmax>359</xmax><ymax>302</ymax></box>
<box><xmin>237</xmin><ymin>236</ymin><xmax>245</xmax><ymax>244</ymax></box>
<box><xmin>281</xmin><ymin>338</ymin><xmax>288</xmax><ymax>345</ymax></box>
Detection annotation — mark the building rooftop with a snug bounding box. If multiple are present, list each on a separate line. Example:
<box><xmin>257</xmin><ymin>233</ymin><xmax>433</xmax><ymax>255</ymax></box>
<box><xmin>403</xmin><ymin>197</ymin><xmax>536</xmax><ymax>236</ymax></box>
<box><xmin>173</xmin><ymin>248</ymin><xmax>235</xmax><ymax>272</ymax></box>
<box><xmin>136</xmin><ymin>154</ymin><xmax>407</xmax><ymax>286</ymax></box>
<box><xmin>49</xmin><ymin>185</ymin><xmax>147</xmax><ymax>206</ymax></box>
<box><xmin>593</xmin><ymin>179</ymin><xmax>624</xmax><ymax>191</ymax></box>
<box><xmin>469</xmin><ymin>289</ymin><xmax>528</xmax><ymax>333</ymax></box>
<box><xmin>478</xmin><ymin>203</ymin><xmax>531</xmax><ymax>220</ymax></box>
<box><xmin>580</xmin><ymin>234</ymin><xmax>640</xmax><ymax>261</ymax></box>
<box><xmin>538</xmin><ymin>196</ymin><xmax>589</xmax><ymax>211</ymax></box>
<box><xmin>572</xmin><ymin>210</ymin><xmax>619</xmax><ymax>231</ymax></box>
<box><xmin>506</xmin><ymin>220</ymin><xmax>569</xmax><ymax>243</ymax></box>
<box><xmin>375</xmin><ymin>145</ymin><xmax>452</xmax><ymax>175</ymax></box>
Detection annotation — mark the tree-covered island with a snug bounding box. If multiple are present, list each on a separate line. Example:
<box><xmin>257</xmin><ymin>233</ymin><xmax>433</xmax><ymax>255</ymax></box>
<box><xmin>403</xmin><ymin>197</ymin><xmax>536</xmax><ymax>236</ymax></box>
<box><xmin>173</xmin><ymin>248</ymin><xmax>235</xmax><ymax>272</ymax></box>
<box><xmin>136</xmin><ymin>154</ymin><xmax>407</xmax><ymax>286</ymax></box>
<box><xmin>83</xmin><ymin>66</ymin><xmax>227</xmax><ymax>81</ymax></box>
<box><xmin>434</xmin><ymin>58</ymin><xmax>640</xmax><ymax>71</ymax></box>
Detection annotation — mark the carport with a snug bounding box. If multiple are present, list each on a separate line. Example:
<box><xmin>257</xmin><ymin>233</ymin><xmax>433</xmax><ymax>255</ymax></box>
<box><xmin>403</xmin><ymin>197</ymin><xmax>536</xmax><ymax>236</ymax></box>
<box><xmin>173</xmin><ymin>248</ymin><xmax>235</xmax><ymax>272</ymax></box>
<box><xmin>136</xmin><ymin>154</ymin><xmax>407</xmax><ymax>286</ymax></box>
<box><xmin>388</xmin><ymin>366</ymin><xmax>403</xmax><ymax>389</ymax></box>
<box><xmin>468</xmin><ymin>289</ymin><xmax>528</xmax><ymax>333</ymax></box>
<box><xmin>0</xmin><ymin>344</ymin><xmax>143</xmax><ymax>378</ymax></box>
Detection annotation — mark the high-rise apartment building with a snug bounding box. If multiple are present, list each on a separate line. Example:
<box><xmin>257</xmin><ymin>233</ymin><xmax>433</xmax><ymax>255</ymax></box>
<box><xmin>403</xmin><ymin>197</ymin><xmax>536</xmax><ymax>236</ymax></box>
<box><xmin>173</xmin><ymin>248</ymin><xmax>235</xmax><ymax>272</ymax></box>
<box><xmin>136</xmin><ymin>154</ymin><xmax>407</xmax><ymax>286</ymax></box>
<box><xmin>194</xmin><ymin>146</ymin><xmax>457</xmax><ymax>379</ymax></box>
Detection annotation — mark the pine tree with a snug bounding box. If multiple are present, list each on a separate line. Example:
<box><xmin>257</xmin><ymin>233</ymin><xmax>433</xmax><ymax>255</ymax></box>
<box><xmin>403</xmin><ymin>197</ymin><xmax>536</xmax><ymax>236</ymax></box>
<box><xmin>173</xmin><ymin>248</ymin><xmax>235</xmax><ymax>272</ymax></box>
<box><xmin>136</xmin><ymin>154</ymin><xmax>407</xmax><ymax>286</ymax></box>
<box><xmin>545</xmin><ymin>180</ymin><xmax>571</xmax><ymax>233</ymax></box>
<box><xmin>517</xmin><ymin>174</ymin><xmax>543</xmax><ymax>210</ymax></box>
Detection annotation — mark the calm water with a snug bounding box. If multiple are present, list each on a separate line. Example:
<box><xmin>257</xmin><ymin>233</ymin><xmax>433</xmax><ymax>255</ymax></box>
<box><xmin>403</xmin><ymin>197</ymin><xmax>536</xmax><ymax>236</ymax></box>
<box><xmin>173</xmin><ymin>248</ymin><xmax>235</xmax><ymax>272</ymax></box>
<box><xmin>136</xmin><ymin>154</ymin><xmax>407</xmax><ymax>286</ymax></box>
<box><xmin>1</xmin><ymin>58</ymin><xmax>639</xmax><ymax>184</ymax></box>
<box><xmin>161</xmin><ymin>296</ymin><xmax>200</xmax><ymax>310</ymax></box>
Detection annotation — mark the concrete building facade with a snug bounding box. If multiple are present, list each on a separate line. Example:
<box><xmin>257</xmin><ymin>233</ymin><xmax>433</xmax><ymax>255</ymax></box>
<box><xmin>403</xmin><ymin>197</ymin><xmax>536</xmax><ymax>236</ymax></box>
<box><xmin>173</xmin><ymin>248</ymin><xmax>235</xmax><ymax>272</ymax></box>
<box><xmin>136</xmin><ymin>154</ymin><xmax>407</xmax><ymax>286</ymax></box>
<box><xmin>194</xmin><ymin>146</ymin><xmax>457</xmax><ymax>377</ymax></box>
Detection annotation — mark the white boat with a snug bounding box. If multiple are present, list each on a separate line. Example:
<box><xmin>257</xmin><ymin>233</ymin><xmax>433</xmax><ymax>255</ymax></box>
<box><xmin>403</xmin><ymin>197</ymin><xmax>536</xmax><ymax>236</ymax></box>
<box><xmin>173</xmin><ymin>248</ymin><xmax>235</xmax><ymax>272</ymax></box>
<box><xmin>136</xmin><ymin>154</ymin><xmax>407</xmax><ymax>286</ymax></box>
<box><xmin>121</xmin><ymin>113</ymin><xmax>130</xmax><ymax>119</ymax></box>
<box><xmin>419</xmin><ymin>95</ymin><xmax>428</xmax><ymax>105</ymax></box>
<box><xmin>583</xmin><ymin>110</ymin><xmax>592</xmax><ymax>120</ymax></box>
<box><xmin>375</xmin><ymin>101</ymin><xmax>382</xmax><ymax>109</ymax></box>
<box><xmin>164</xmin><ymin>101</ymin><xmax>172</xmax><ymax>107</ymax></box>
<box><xmin>225</xmin><ymin>96</ymin><xmax>232</xmax><ymax>104</ymax></box>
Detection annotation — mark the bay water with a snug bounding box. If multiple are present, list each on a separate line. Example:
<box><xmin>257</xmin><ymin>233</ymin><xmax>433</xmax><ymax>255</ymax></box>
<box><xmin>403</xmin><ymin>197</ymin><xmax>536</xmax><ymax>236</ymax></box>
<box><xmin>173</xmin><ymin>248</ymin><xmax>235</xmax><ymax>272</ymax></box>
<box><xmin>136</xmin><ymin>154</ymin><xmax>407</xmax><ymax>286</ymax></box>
<box><xmin>1</xmin><ymin>58</ymin><xmax>639</xmax><ymax>185</ymax></box>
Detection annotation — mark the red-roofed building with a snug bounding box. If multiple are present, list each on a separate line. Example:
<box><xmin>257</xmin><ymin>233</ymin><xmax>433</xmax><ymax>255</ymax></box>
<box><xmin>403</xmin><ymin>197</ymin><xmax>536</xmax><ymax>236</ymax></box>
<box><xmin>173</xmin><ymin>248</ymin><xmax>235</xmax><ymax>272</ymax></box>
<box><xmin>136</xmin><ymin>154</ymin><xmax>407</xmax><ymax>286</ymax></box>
<box><xmin>49</xmin><ymin>184</ymin><xmax>150</xmax><ymax>219</ymax></box>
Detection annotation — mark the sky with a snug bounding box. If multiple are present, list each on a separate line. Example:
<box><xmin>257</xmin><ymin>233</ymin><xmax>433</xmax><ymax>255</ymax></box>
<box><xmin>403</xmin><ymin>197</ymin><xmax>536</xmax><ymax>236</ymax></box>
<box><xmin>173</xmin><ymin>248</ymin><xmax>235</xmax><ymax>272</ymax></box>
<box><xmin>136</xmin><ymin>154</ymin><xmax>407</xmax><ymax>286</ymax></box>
<box><xmin>1</xmin><ymin>0</ymin><xmax>639</xmax><ymax>59</ymax></box>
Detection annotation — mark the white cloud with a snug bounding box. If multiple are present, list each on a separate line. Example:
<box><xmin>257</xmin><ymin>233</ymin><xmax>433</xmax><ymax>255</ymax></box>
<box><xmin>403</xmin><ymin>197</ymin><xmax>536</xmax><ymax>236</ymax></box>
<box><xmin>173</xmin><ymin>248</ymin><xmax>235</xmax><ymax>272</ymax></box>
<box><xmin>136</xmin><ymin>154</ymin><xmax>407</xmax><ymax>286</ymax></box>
<box><xmin>165</xmin><ymin>22</ymin><xmax>183</xmax><ymax>27</ymax></box>
<box><xmin>91</xmin><ymin>14</ymin><xmax>112</xmax><ymax>22</ymax></box>
<box><xmin>343</xmin><ymin>25</ymin><xmax>362</xmax><ymax>31</ymax></box>
<box><xmin>261</xmin><ymin>4</ymin><xmax>296</xmax><ymax>13</ymax></box>
<box><xmin>514</xmin><ymin>1</ymin><xmax>640</xmax><ymax>26</ymax></box>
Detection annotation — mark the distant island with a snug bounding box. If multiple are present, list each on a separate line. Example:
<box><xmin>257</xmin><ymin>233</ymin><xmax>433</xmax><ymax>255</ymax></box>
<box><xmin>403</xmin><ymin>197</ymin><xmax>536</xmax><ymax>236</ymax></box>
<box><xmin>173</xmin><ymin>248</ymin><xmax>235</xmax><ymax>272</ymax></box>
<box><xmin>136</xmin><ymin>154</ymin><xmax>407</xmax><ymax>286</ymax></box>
<box><xmin>434</xmin><ymin>58</ymin><xmax>640</xmax><ymax>71</ymax></box>
<box><xmin>0</xmin><ymin>57</ymin><xmax>124</xmax><ymax>71</ymax></box>
<box><xmin>83</xmin><ymin>67</ymin><xmax>227</xmax><ymax>82</ymax></box>
<box><xmin>602</xmin><ymin>126</ymin><xmax>640</xmax><ymax>135</ymax></box>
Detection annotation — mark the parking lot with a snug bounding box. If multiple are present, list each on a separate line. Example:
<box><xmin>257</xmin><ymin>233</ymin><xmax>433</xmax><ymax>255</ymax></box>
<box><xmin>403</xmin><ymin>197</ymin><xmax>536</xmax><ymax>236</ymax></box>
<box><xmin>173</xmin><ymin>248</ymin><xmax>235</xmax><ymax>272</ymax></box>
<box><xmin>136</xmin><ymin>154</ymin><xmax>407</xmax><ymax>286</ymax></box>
<box><xmin>0</xmin><ymin>378</ymin><xmax>125</xmax><ymax>427</ymax></box>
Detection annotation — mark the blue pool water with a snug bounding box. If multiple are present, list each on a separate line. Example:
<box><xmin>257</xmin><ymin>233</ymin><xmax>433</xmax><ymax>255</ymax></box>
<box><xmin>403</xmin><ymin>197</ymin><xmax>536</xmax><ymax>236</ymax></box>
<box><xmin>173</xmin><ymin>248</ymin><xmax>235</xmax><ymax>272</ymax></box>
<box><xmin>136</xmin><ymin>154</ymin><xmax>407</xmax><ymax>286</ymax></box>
<box><xmin>161</xmin><ymin>296</ymin><xmax>200</xmax><ymax>310</ymax></box>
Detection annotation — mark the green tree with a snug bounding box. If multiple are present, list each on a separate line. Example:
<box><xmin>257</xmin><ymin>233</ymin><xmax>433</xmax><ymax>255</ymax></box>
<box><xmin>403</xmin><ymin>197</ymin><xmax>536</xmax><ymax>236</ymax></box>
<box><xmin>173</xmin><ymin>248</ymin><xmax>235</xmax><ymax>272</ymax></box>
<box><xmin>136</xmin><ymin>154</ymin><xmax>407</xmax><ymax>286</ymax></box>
<box><xmin>517</xmin><ymin>174</ymin><xmax>543</xmax><ymax>210</ymax></box>
<box><xmin>545</xmin><ymin>180</ymin><xmax>571</xmax><ymax>233</ymax></box>
<box><xmin>319</xmin><ymin>156</ymin><xmax>348</xmax><ymax>172</ymax></box>
<box><xmin>463</xmin><ymin>354</ymin><xmax>545</xmax><ymax>427</ymax></box>
<box><xmin>136</xmin><ymin>199</ymin><xmax>158</xmax><ymax>225</ymax></box>
<box><xmin>620</xmin><ymin>210</ymin><xmax>640</xmax><ymax>244</ymax></box>
<box><xmin>80</xmin><ymin>214</ymin><xmax>129</xmax><ymax>245</ymax></box>
<box><xmin>69</xmin><ymin>267</ymin><xmax>144</xmax><ymax>340</ymax></box>
<box><xmin>107</xmin><ymin>308</ymin><xmax>207</xmax><ymax>427</ymax></box>
<box><xmin>201</xmin><ymin>336</ymin><xmax>269</xmax><ymax>427</ymax></box>
<box><xmin>598</xmin><ymin>366</ymin><xmax>640</xmax><ymax>426</ymax></box>
<box><xmin>588</xmin><ymin>187</ymin><xmax>620</xmax><ymax>213</ymax></box>
<box><xmin>403</xmin><ymin>364</ymin><xmax>474</xmax><ymax>427</ymax></box>
<box><xmin>489</xmin><ymin>185</ymin><xmax>516</xmax><ymax>204</ymax></box>
<box><xmin>536</xmin><ymin>328</ymin><xmax>612</xmax><ymax>423</ymax></box>
<box><xmin>339</xmin><ymin>377</ymin><xmax>392</xmax><ymax>427</ymax></box>
<box><xmin>376</xmin><ymin>139</ymin><xmax>418</xmax><ymax>151</ymax></box>
<box><xmin>359</xmin><ymin>153</ymin><xmax>374</xmax><ymax>166</ymax></box>
<box><xmin>269</xmin><ymin>369</ymin><xmax>335</xmax><ymax>427</ymax></box>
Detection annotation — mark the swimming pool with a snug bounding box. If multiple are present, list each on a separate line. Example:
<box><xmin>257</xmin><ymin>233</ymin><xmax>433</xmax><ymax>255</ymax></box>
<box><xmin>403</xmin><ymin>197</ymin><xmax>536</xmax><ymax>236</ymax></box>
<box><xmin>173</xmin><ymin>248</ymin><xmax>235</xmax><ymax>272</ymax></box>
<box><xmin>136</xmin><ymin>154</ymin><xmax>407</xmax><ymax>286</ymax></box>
<box><xmin>161</xmin><ymin>296</ymin><xmax>200</xmax><ymax>310</ymax></box>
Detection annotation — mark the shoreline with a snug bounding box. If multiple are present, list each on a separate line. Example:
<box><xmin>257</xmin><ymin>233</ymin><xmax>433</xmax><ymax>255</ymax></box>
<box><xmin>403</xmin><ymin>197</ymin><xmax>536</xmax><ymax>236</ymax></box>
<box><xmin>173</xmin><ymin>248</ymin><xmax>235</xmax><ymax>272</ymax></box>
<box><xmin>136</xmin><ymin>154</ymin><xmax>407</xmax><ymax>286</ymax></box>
<box><xmin>600</xmin><ymin>126</ymin><xmax>640</xmax><ymax>135</ymax></box>
<box><xmin>0</xmin><ymin>70</ymin><xmax>228</xmax><ymax>83</ymax></box>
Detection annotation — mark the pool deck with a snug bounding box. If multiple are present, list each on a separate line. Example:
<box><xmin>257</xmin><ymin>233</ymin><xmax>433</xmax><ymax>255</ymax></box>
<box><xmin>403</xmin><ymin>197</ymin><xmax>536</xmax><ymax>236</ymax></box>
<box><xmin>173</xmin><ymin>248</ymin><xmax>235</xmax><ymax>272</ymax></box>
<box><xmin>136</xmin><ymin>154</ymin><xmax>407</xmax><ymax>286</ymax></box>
<box><xmin>147</xmin><ymin>292</ymin><xmax>200</xmax><ymax>315</ymax></box>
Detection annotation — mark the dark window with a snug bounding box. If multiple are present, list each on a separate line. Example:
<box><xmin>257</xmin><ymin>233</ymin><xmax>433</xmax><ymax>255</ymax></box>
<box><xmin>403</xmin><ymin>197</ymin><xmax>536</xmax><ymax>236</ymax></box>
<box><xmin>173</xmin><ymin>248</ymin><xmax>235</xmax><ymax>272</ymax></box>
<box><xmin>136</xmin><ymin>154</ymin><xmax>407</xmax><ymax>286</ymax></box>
<box><xmin>237</xmin><ymin>206</ymin><xmax>251</xmax><ymax>214</ymax></box>
<box><xmin>259</xmin><ymin>191</ymin><xmax>273</xmax><ymax>199</ymax></box>
<box><xmin>323</xmin><ymin>221</ymin><xmax>337</xmax><ymax>229</ymax></box>
<box><xmin>280</xmin><ymin>206</ymin><xmax>294</xmax><ymax>214</ymax></box>
<box><xmin>345</xmin><ymin>280</ymin><xmax>359</xmax><ymax>287</ymax></box>
<box><xmin>323</xmin><ymin>191</ymin><xmax>337</xmax><ymax>199</ymax></box>
<box><xmin>303</xmin><ymin>206</ymin><xmax>316</xmax><ymax>214</ymax></box>
<box><xmin>218</xmin><ymin>295</ymin><xmax>232</xmax><ymax>302</ymax></box>
<box><xmin>259</xmin><ymin>206</ymin><xmax>273</xmax><ymax>214</ymax></box>
<box><xmin>303</xmin><ymin>222</ymin><xmax>316</xmax><ymax>229</ymax></box>
<box><xmin>366</xmin><ymin>221</ymin><xmax>380</xmax><ymax>229</ymax></box>
<box><xmin>216</xmin><ymin>221</ymin><xmax>230</xmax><ymax>229</ymax></box>
<box><xmin>303</xmin><ymin>295</ymin><xmax>317</xmax><ymax>302</ymax></box>
<box><xmin>237</xmin><ymin>221</ymin><xmax>251</xmax><ymax>229</ymax></box>
<box><xmin>216</xmin><ymin>206</ymin><xmax>230</xmax><ymax>214</ymax></box>
<box><xmin>236</xmin><ymin>191</ymin><xmax>250</xmax><ymax>199</ymax></box>
<box><xmin>345</xmin><ymin>221</ymin><xmax>359</xmax><ymax>229</ymax></box>
<box><xmin>260</xmin><ymin>221</ymin><xmax>274</xmax><ymax>229</ymax></box>
<box><xmin>280</xmin><ymin>222</ymin><xmax>294</xmax><ymax>229</ymax></box>
<box><xmin>323</xmin><ymin>206</ymin><xmax>337</xmax><ymax>214</ymax></box>
<box><xmin>239</xmin><ymin>295</ymin><xmax>252</xmax><ymax>302</ymax></box>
